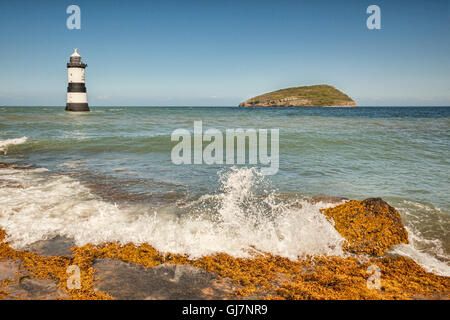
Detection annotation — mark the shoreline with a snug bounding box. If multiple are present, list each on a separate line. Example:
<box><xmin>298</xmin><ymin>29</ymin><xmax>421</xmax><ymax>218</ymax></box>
<box><xmin>1</xmin><ymin>229</ymin><xmax>448</xmax><ymax>300</ymax></box>
<box><xmin>1</xmin><ymin>195</ymin><xmax>448</xmax><ymax>300</ymax></box>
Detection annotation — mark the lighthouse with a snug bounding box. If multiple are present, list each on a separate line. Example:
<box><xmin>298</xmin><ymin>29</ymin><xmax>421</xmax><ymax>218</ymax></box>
<box><xmin>66</xmin><ymin>48</ymin><xmax>89</xmax><ymax>112</ymax></box>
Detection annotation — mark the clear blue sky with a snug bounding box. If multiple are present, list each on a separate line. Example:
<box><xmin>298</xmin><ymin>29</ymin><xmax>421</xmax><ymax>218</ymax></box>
<box><xmin>0</xmin><ymin>0</ymin><xmax>449</xmax><ymax>106</ymax></box>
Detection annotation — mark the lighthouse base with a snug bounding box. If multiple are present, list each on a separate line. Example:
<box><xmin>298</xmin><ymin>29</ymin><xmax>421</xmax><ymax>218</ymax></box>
<box><xmin>66</xmin><ymin>103</ymin><xmax>90</xmax><ymax>112</ymax></box>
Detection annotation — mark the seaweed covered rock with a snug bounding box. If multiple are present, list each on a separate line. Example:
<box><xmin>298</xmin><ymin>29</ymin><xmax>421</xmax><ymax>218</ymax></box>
<box><xmin>0</xmin><ymin>162</ymin><xmax>11</xmax><ymax>168</ymax></box>
<box><xmin>1</xmin><ymin>226</ymin><xmax>449</xmax><ymax>300</ymax></box>
<box><xmin>321</xmin><ymin>198</ymin><xmax>408</xmax><ymax>256</ymax></box>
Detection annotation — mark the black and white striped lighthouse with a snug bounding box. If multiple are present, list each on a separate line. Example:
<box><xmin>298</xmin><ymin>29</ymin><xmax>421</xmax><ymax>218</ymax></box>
<box><xmin>66</xmin><ymin>48</ymin><xmax>89</xmax><ymax>112</ymax></box>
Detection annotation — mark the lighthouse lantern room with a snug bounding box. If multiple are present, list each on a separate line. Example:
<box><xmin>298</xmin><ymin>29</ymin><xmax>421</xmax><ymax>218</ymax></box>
<box><xmin>66</xmin><ymin>48</ymin><xmax>89</xmax><ymax>112</ymax></box>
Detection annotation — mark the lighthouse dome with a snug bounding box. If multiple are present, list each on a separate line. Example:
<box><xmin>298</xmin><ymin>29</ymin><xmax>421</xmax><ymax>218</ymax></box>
<box><xmin>70</xmin><ymin>48</ymin><xmax>81</xmax><ymax>57</ymax></box>
<box><xmin>69</xmin><ymin>48</ymin><xmax>85</xmax><ymax>66</ymax></box>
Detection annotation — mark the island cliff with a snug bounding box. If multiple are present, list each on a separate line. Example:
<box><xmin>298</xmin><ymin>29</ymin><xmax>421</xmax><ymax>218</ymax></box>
<box><xmin>239</xmin><ymin>84</ymin><xmax>357</xmax><ymax>107</ymax></box>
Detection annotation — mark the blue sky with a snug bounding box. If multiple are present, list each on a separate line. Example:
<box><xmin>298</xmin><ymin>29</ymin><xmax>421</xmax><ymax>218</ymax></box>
<box><xmin>0</xmin><ymin>0</ymin><xmax>449</xmax><ymax>106</ymax></box>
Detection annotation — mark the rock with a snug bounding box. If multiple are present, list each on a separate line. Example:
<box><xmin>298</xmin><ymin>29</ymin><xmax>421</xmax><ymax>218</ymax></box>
<box><xmin>93</xmin><ymin>259</ymin><xmax>238</xmax><ymax>300</ymax></box>
<box><xmin>24</xmin><ymin>236</ymin><xmax>75</xmax><ymax>257</ymax></box>
<box><xmin>0</xmin><ymin>259</ymin><xmax>68</xmax><ymax>300</ymax></box>
<box><xmin>321</xmin><ymin>198</ymin><xmax>409</xmax><ymax>256</ymax></box>
<box><xmin>2</xmin><ymin>278</ymin><xmax>69</xmax><ymax>300</ymax></box>
<box><xmin>0</xmin><ymin>162</ymin><xmax>35</xmax><ymax>170</ymax></box>
<box><xmin>0</xmin><ymin>260</ymin><xmax>21</xmax><ymax>281</ymax></box>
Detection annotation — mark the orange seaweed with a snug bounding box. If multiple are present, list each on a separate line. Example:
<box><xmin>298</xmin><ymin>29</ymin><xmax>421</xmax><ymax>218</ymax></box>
<box><xmin>321</xmin><ymin>198</ymin><xmax>409</xmax><ymax>256</ymax></box>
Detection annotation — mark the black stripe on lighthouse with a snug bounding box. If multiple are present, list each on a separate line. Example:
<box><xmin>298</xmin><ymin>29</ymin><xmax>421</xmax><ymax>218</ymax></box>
<box><xmin>67</xmin><ymin>83</ymin><xmax>87</xmax><ymax>92</ymax></box>
<box><xmin>66</xmin><ymin>103</ymin><xmax>89</xmax><ymax>111</ymax></box>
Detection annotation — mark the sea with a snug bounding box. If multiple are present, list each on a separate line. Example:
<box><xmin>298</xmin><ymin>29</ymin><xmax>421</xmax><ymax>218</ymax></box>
<box><xmin>0</xmin><ymin>106</ymin><xmax>449</xmax><ymax>276</ymax></box>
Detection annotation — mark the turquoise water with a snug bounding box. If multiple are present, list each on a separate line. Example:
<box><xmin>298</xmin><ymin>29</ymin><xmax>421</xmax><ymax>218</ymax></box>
<box><xmin>0</xmin><ymin>106</ymin><xmax>449</xmax><ymax>274</ymax></box>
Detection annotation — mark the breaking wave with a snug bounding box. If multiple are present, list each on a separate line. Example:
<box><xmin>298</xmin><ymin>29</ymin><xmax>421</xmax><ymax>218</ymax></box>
<box><xmin>0</xmin><ymin>166</ymin><xmax>345</xmax><ymax>259</ymax></box>
<box><xmin>391</xmin><ymin>200</ymin><xmax>450</xmax><ymax>276</ymax></box>
<box><xmin>391</xmin><ymin>237</ymin><xmax>449</xmax><ymax>277</ymax></box>
<box><xmin>0</xmin><ymin>137</ymin><xmax>28</xmax><ymax>155</ymax></box>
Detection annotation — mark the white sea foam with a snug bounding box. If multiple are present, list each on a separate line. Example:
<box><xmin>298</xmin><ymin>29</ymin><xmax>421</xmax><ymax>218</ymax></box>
<box><xmin>389</xmin><ymin>201</ymin><xmax>450</xmax><ymax>276</ymax></box>
<box><xmin>57</xmin><ymin>161</ymin><xmax>86</xmax><ymax>169</ymax></box>
<box><xmin>0</xmin><ymin>166</ymin><xmax>345</xmax><ymax>259</ymax></box>
<box><xmin>0</xmin><ymin>137</ymin><xmax>28</xmax><ymax>155</ymax></box>
<box><xmin>391</xmin><ymin>240</ymin><xmax>450</xmax><ymax>277</ymax></box>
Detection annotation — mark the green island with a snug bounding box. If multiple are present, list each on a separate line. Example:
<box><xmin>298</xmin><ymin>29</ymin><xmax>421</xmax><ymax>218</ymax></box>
<box><xmin>239</xmin><ymin>84</ymin><xmax>357</xmax><ymax>107</ymax></box>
